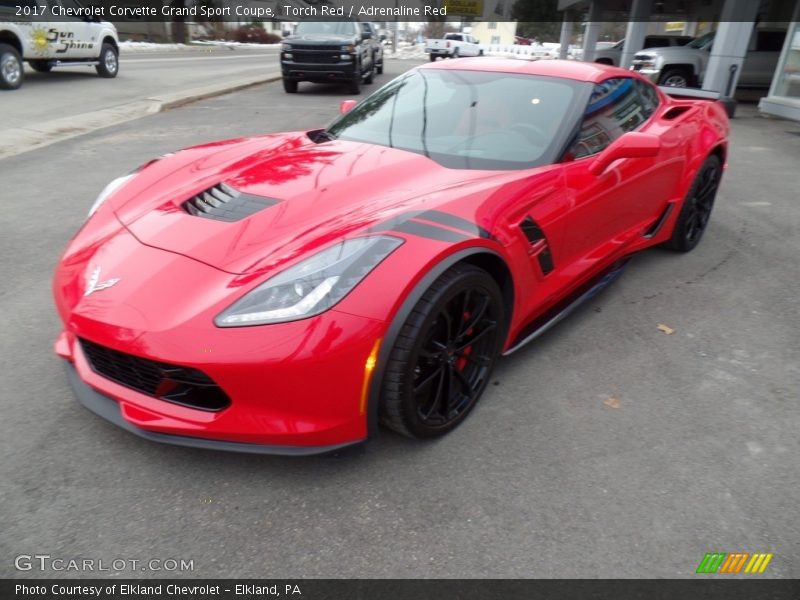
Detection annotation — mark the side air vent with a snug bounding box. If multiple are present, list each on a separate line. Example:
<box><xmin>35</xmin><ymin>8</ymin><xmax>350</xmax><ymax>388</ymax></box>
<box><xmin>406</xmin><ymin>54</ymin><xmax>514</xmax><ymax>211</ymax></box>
<box><xmin>520</xmin><ymin>216</ymin><xmax>554</xmax><ymax>275</ymax></box>
<box><xmin>663</xmin><ymin>106</ymin><xmax>691</xmax><ymax>120</ymax></box>
<box><xmin>182</xmin><ymin>182</ymin><xmax>279</xmax><ymax>222</ymax></box>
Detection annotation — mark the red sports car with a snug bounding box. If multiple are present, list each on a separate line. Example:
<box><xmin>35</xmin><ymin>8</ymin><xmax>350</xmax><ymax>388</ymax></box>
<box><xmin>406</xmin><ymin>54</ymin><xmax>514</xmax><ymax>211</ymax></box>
<box><xmin>53</xmin><ymin>59</ymin><xmax>729</xmax><ymax>455</ymax></box>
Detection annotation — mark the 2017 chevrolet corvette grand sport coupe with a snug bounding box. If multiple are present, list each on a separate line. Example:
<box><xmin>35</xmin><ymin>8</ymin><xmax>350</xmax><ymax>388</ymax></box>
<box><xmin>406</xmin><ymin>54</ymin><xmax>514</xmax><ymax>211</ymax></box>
<box><xmin>53</xmin><ymin>59</ymin><xmax>729</xmax><ymax>455</ymax></box>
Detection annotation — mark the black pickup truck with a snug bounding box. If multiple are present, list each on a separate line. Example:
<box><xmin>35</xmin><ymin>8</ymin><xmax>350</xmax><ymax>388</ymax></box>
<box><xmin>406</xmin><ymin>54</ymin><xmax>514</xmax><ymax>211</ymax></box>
<box><xmin>280</xmin><ymin>21</ymin><xmax>384</xmax><ymax>95</ymax></box>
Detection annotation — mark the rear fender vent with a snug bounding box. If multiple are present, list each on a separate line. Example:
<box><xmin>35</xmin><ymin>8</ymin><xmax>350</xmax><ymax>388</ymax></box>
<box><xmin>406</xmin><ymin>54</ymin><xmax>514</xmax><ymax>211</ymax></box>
<box><xmin>662</xmin><ymin>106</ymin><xmax>691</xmax><ymax>120</ymax></box>
<box><xmin>182</xmin><ymin>183</ymin><xmax>279</xmax><ymax>222</ymax></box>
<box><xmin>520</xmin><ymin>216</ymin><xmax>554</xmax><ymax>275</ymax></box>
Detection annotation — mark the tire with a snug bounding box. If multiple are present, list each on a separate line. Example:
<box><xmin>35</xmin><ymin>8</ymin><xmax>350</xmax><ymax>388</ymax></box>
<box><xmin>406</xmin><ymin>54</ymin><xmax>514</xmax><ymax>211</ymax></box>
<box><xmin>659</xmin><ymin>68</ymin><xmax>690</xmax><ymax>88</ymax></box>
<box><xmin>662</xmin><ymin>154</ymin><xmax>722</xmax><ymax>252</ymax></box>
<box><xmin>429</xmin><ymin>54</ymin><xmax>437</xmax><ymax>62</ymax></box>
<box><xmin>364</xmin><ymin>60</ymin><xmax>375</xmax><ymax>84</ymax></box>
<box><xmin>283</xmin><ymin>78</ymin><xmax>298</xmax><ymax>93</ymax></box>
<box><xmin>95</xmin><ymin>43</ymin><xmax>119</xmax><ymax>78</ymax></box>
<box><xmin>29</xmin><ymin>60</ymin><xmax>52</xmax><ymax>73</ymax></box>
<box><xmin>376</xmin><ymin>60</ymin><xmax>383</xmax><ymax>75</ymax></box>
<box><xmin>595</xmin><ymin>58</ymin><xmax>613</xmax><ymax>66</ymax></box>
<box><xmin>452</xmin><ymin>48</ymin><xmax>460</xmax><ymax>59</ymax></box>
<box><xmin>479</xmin><ymin>50</ymin><xmax>484</xmax><ymax>56</ymax></box>
<box><xmin>349</xmin><ymin>75</ymin><xmax>361</xmax><ymax>95</ymax></box>
<box><xmin>0</xmin><ymin>43</ymin><xmax>24</xmax><ymax>90</ymax></box>
<box><xmin>380</xmin><ymin>264</ymin><xmax>505</xmax><ymax>439</ymax></box>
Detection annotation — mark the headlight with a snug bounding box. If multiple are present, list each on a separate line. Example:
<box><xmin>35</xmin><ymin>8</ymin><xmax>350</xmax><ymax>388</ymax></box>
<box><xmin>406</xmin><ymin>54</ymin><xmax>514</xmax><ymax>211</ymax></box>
<box><xmin>215</xmin><ymin>235</ymin><xmax>403</xmax><ymax>327</ymax></box>
<box><xmin>341</xmin><ymin>44</ymin><xmax>356</xmax><ymax>53</ymax></box>
<box><xmin>281</xmin><ymin>43</ymin><xmax>292</xmax><ymax>52</ymax></box>
<box><xmin>87</xmin><ymin>173</ymin><xmax>135</xmax><ymax>218</ymax></box>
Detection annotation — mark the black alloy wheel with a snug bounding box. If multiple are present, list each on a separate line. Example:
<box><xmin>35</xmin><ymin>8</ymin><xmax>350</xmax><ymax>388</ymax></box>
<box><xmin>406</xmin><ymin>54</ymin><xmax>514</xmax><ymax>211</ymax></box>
<box><xmin>664</xmin><ymin>154</ymin><xmax>722</xmax><ymax>252</ymax></box>
<box><xmin>381</xmin><ymin>264</ymin><xmax>505</xmax><ymax>438</ymax></box>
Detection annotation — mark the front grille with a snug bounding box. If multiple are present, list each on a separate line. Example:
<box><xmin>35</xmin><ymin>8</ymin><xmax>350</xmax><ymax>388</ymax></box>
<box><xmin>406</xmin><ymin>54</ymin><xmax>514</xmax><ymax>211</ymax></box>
<box><xmin>291</xmin><ymin>44</ymin><xmax>341</xmax><ymax>51</ymax></box>
<box><xmin>290</xmin><ymin>51</ymin><xmax>342</xmax><ymax>65</ymax></box>
<box><xmin>182</xmin><ymin>182</ymin><xmax>278</xmax><ymax>222</ymax></box>
<box><xmin>79</xmin><ymin>339</ymin><xmax>231</xmax><ymax>411</ymax></box>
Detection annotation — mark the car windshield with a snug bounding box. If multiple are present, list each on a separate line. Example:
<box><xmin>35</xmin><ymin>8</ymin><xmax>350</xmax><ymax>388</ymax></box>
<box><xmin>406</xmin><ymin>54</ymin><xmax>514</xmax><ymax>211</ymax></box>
<box><xmin>687</xmin><ymin>32</ymin><xmax>715</xmax><ymax>49</ymax></box>
<box><xmin>326</xmin><ymin>69</ymin><xmax>586</xmax><ymax>170</ymax></box>
<box><xmin>294</xmin><ymin>22</ymin><xmax>356</xmax><ymax>36</ymax></box>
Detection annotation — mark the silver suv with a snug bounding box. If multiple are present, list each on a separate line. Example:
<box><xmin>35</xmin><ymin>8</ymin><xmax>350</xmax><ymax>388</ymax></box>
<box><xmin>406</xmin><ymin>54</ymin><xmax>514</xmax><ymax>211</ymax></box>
<box><xmin>631</xmin><ymin>29</ymin><xmax>785</xmax><ymax>89</ymax></box>
<box><xmin>594</xmin><ymin>35</ymin><xmax>692</xmax><ymax>67</ymax></box>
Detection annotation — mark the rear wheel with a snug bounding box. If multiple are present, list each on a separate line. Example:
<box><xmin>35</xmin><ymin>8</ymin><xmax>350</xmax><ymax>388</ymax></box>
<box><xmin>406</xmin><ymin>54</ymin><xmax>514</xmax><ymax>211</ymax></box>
<box><xmin>429</xmin><ymin>54</ymin><xmax>437</xmax><ymax>62</ymax></box>
<box><xmin>95</xmin><ymin>43</ymin><xmax>118</xmax><ymax>78</ymax></box>
<box><xmin>0</xmin><ymin>43</ymin><xmax>24</xmax><ymax>90</ymax></box>
<box><xmin>376</xmin><ymin>59</ymin><xmax>383</xmax><ymax>75</ymax></box>
<box><xmin>663</xmin><ymin>154</ymin><xmax>722</xmax><ymax>252</ymax></box>
<box><xmin>283</xmin><ymin>78</ymin><xmax>298</xmax><ymax>93</ymax></box>
<box><xmin>29</xmin><ymin>60</ymin><xmax>52</xmax><ymax>73</ymax></box>
<box><xmin>380</xmin><ymin>264</ymin><xmax>505</xmax><ymax>439</ymax></box>
<box><xmin>659</xmin><ymin>68</ymin><xmax>690</xmax><ymax>87</ymax></box>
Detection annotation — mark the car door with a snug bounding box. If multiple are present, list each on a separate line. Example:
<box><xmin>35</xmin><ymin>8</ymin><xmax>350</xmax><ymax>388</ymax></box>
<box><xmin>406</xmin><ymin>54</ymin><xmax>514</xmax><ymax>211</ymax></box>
<box><xmin>48</xmin><ymin>0</ymin><xmax>96</xmax><ymax>59</ymax></box>
<box><xmin>740</xmin><ymin>30</ymin><xmax>784</xmax><ymax>88</ymax></box>
<box><xmin>559</xmin><ymin>77</ymin><xmax>679</xmax><ymax>270</ymax></box>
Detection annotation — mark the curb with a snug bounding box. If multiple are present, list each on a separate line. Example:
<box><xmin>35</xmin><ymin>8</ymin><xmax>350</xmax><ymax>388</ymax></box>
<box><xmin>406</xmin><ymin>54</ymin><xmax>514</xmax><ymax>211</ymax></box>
<box><xmin>0</xmin><ymin>72</ymin><xmax>281</xmax><ymax>161</ymax></box>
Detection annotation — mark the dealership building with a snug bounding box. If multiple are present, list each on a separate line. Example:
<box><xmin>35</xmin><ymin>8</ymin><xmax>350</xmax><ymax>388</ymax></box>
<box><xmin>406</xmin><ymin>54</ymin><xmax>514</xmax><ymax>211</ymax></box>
<box><xmin>558</xmin><ymin>0</ymin><xmax>800</xmax><ymax>121</ymax></box>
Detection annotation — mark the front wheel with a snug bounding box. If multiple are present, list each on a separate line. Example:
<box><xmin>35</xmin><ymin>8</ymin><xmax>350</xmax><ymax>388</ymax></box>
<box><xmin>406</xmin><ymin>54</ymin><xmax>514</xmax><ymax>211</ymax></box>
<box><xmin>349</xmin><ymin>74</ymin><xmax>361</xmax><ymax>95</ymax></box>
<box><xmin>95</xmin><ymin>43</ymin><xmax>119</xmax><ymax>78</ymax></box>
<box><xmin>0</xmin><ymin>43</ymin><xmax>24</xmax><ymax>90</ymax></box>
<box><xmin>364</xmin><ymin>60</ymin><xmax>375</xmax><ymax>84</ymax></box>
<box><xmin>429</xmin><ymin>54</ymin><xmax>437</xmax><ymax>62</ymax></box>
<box><xmin>376</xmin><ymin>60</ymin><xmax>383</xmax><ymax>75</ymax></box>
<box><xmin>659</xmin><ymin>68</ymin><xmax>690</xmax><ymax>88</ymax></box>
<box><xmin>283</xmin><ymin>78</ymin><xmax>298</xmax><ymax>93</ymax></box>
<box><xmin>380</xmin><ymin>264</ymin><xmax>505</xmax><ymax>439</ymax></box>
<box><xmin>663</xmin><ymin>154</ymin><xmax>722</xmax><ymax>252</ymax></box>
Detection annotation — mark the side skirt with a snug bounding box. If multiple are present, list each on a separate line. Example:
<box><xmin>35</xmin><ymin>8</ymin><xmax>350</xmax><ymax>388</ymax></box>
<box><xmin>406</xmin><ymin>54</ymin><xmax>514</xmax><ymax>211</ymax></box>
<box><xmin>503</xmin><ymin>259</ymin><xmax>630</xmax><ymax>356</ymax></box>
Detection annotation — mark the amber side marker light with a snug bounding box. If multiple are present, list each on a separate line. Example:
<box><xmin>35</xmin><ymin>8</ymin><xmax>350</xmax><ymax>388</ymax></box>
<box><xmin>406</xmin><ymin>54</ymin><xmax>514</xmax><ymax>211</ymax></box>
<box><xmin>359</xmin><ymin>338</ymin><xmax>382</xmax><ymax>415</ymax></box>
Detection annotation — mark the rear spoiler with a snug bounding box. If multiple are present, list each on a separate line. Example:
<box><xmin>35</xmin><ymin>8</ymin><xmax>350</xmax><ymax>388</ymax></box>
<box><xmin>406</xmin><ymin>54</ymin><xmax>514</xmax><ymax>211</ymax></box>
<box><xmin>658</xmin><ymin>86</ymin><xmax>735</xmax><ymax>117</ymax></box>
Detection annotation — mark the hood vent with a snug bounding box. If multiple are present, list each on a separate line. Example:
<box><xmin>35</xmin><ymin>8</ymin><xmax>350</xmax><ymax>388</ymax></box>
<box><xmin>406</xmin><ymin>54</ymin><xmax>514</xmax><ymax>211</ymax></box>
<box><xmin>182</xmin><ymin>182</ymin><xmax>279</xmax><ymax>222</ymax></box>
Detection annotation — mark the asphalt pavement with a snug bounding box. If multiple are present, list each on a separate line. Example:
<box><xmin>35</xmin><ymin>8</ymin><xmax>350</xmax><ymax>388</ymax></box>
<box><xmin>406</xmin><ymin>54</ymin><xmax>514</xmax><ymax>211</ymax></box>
<box><xmin>1</xmin><ymin>59</ymin><xmax>798</xmax><ymax>579</ymax></box>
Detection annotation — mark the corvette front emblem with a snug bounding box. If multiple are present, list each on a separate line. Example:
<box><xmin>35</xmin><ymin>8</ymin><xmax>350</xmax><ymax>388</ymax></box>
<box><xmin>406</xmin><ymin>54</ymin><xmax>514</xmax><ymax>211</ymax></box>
<box><xmin>84</xmin><ymin>266</ymin><xmax>120</xmax><ymax>297</ymax></box>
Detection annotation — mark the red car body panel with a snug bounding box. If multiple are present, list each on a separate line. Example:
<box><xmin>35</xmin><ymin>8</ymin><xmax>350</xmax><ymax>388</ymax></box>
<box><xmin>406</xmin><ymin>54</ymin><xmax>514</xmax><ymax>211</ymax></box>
<box><xmin>53</xmin><ymin>59</ymin><xmax>729</xmax><ymax>453</ymax></box>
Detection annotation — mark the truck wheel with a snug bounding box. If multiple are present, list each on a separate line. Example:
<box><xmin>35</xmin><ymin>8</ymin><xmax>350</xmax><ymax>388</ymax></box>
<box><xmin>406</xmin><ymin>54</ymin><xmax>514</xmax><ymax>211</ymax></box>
<box><xmin>452</xmin><ymin>48</ymin><xmax>460</xmax><ymax>59</ymax></box>
<box><xmin>364</xmin><ymin>61</ymin><xmax>375</xmax><ymax>84</ymax></box>
<box><xmin>0</xmin><ymin>43</ymin><xmax>24</xmax><ymax>90</ymax></box>
<box><xmin>429</xmin><ymin>54</ymin><xmax>437</xmax><ymax>62</ymax></box>
<box><xmin>349</xmin><ymin>77</ymin><xmax>361</xmax><ymax>95</ymax></box>
<box><xmin>376</xmin><ymin>60</ymin><xmax>383</xmax><ymax>75</ymax></box>
<box><xmin>283</xmin><ymin>78</ymin><xmax>298</xmax><ymax>93</ymax></box>
<box><xmin>659</xmin><ymin>68</ymin><xmax>690</xmax><ymax>88</ymax></box>
<box><xmin>29</xmin><ymin>60</ymin><xmax>52</xmax><ymax>73</ymax></box>
<box><xmin>95</xmin><ymin>43</ymin><xmax>119</xmax><ymax>78</ymax></box>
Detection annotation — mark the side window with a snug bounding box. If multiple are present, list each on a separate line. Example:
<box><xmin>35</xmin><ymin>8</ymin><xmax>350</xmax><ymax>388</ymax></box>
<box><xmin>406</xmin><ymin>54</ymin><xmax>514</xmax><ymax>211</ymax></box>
<box><xmin>635</xmin><ymin>79</ymin><xmax>659</xmax><ymax>119</ymax></box>
<box><xmin>567</xmin><ymin>78</ymin><xmax>651</xmax><ymax>159</ymax></box>
<box><xmin>756</xmin><ymin>31</ymin><xmax>785</xmax><ymax>52</ymax></box>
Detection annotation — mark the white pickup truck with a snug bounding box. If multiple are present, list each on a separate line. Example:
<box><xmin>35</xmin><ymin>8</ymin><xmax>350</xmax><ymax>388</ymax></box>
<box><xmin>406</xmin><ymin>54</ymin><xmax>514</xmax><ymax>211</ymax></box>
<box><xmin>425</xmin><ymin>33</ymin><xmax>483</xmax><ymax>61</ymax></box>
<box><xmin>0</xmin><ymin>0</ymin><xmax>119</xmax><ymax>90</ymax></box>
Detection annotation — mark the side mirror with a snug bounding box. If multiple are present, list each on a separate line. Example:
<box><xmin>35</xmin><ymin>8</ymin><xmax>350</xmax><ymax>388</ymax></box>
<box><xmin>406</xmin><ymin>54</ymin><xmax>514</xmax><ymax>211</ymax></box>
<box><xmin>339</xmin><ymin>100</ymin><xmax>358</xmax><ymax>114</ymax></box>
<box><xmin>589</xmin><ymin>132</ymin><xmax>660</xmax><ymax>175</ymax></box>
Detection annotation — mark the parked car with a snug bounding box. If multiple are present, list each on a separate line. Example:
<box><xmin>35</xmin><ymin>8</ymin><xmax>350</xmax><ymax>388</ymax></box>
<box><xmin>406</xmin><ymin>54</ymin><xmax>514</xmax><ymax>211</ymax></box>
<box><xmin>280</xmin><ymin>20</ymin><xmax>380</xmax><ymax>95</ymax></box>
<box><xmin>54</xmin><ymin>60</ymin><xmax>729</xmax><ymax>454</ymax></box>
<box><xmin>425</xmin><ymin>32</ymin><xmax>483</xmax><ymax>61</ymax></box>
<box><xmin>0</xmin><ymin>0</ymin><xmax>119</xmax><ymax>90</ymax></box>
<box><xmin>594</xmin><ymin>35</ymin><xmax>693</xmax><ymax>67</ymax></box>
<box><xmin>631</xmin><ymin>29</ymin><xmax>786</xmax><ymax>88</ymax></box>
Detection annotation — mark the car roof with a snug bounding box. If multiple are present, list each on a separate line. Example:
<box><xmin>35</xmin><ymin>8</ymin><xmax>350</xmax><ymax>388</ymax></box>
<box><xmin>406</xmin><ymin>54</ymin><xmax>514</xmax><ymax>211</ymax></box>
<box><xmin>419</xmin><ymin>58</ymin><xmax>637</xmax><ymax>83</ymax></box>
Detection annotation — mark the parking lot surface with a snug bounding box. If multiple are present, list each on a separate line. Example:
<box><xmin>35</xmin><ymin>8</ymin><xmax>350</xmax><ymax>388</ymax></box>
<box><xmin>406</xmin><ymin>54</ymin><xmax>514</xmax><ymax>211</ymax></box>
<box><xmin>1</xmin><ymin>60</ymin><xmax>798</xmax><ymax>578</ymax></box>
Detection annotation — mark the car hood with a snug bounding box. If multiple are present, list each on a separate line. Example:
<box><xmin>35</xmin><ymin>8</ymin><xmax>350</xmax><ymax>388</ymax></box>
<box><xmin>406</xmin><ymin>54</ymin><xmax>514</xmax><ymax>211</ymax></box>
<box><xmin>113</xmin><ymin>133</ymin><xmax>509</xmax><ymax>277</ymax></box>
<box><xmin>635</xmin><ymin>46</ymin><xmax>705</xmax><ymax>59</ymax></box>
